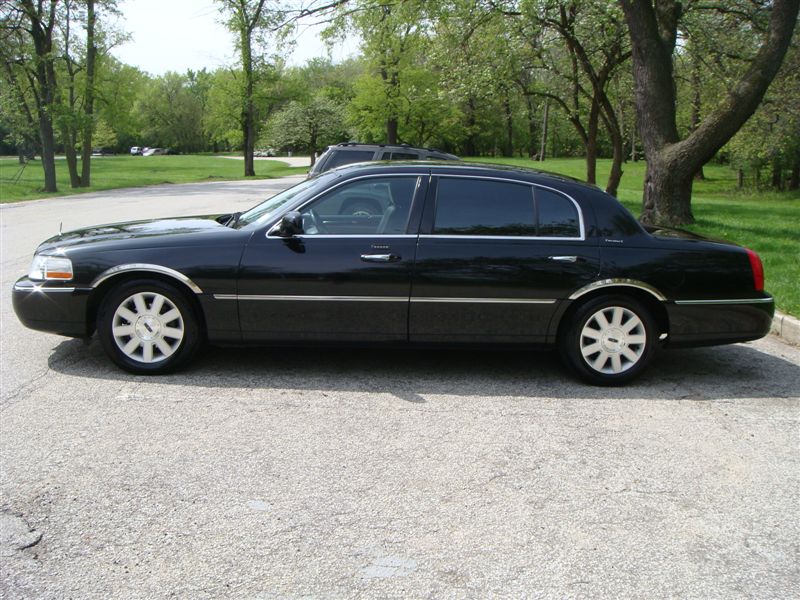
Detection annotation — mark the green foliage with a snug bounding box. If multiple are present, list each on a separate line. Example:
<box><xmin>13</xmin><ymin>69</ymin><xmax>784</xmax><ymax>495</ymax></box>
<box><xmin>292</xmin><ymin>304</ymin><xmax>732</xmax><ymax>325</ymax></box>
<box><xmin>262</xmin><ymin>94</ymin><xmax>348</xmax><ymax>156</ymax></box>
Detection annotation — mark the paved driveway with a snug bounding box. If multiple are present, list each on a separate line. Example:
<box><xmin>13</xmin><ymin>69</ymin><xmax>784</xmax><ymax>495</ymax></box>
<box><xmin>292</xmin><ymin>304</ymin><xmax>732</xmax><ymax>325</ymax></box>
<box><xmin>1</xmin><ymin>179</ymin><xmax>799</xmax><ymax>598</ymax></box>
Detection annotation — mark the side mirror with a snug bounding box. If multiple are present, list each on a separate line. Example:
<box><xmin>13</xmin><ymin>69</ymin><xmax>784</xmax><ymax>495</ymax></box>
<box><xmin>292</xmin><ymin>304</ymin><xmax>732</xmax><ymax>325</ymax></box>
<box><xmin>275</xmin><ymin>211</ymin><xmax>303</xmax><ymax>237</ymax></box>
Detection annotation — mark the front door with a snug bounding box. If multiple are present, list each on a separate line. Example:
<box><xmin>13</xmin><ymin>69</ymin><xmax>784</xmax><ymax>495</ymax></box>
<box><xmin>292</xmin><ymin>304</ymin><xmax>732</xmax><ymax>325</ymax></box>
<box><xmin>237</xmin><ymin>175</ymin><xmax>425</xmax><ymax>342</ymax></box>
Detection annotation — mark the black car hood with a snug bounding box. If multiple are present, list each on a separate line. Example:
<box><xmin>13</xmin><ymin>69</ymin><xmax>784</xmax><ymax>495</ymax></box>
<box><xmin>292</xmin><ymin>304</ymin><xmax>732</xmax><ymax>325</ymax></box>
<box><xmin>38</xmin><ymin>215</ymin><xmax>231</xmax><ymax>253</ymax></box>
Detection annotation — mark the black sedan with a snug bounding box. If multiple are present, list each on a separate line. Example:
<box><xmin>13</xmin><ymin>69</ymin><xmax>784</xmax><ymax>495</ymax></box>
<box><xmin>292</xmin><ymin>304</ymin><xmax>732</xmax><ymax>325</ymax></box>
<box><xmin>12</xmin><ymin>162</ymin><xmax>774</xmax><ymax>385</ymax></box>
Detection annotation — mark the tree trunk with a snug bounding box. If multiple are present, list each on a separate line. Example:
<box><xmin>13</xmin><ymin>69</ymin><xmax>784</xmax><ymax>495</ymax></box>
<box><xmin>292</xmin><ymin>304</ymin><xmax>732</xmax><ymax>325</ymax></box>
<box><xmin>464</xmin><ymin>98</ymin><xmax>477</xmax><ymax>156</ymax></box>
<box><xmin>789</xmin><ymin>155</ymin><xmax>799</xmax><ymax>190</ymax></box>
<box><xmin>80</xmin><ymin>0</ymin><xmax>96</xmax><ymax>187</ymax></box>
<box><xmin>525</xmin><ymin>96</ymin><xmax>537</xmax><ymax>159</ymax></box>
<box><xmin>539</xmin><ymin>100</ymin><xmax>549</xmax><ymax>162</ymax></box>
<box><xmin>38</xmin><ymin>113</ymin><xmax>58</xmax><ymax>192</ymax></box>
<box><xmin>22</xmin><ymin>0</ymin><xmax>59</xmax><ymax>192</ymax></box>
<box><xmin>241</xmin><ymin>27</ymin><xmax>256</xmax><ymax>177</ymax></box>
<box><xmin>64</xmin><ymin>131</ymin><xmax>81</xmax><ymax>188</ymax></box>
<box><xmin>503</xmin><ymin>94</ymin><xmax>513</xmax><ymax>157</ymax></box>
<box><xmin>771</xmin><ymin>158</ymin><xmax>783</xmax><ymax>190</ymax></box>
<box><xmin>387</xmin><ymin>117</ymin><xmax>398</xmax><ymax>145</ymax></box>
<box><xmin>606</xmin><ymin>125</ymin><xmax>624</xmax><ymax>197</ymax></box>
<box><xmin>630</xmin><ymin>121</ymin><xmax>637</xmax><ymax>161</ymax></box>
<box><xmin>620</xmin><ymin>0</ymin><xmax>800</xmax><ymax>225</ymax></box>
<box><xmin>737</xmin><ymin>168</ymin><xmax>744</xmax><ymax>189</ymax></box>
<box><xmin>640</xmin><ymin>157</ymin><xmax>694</xmax><ymax>226</ymax></box>
<box><xmin>585</xmin><ymin>100</ymin><xmax>600</xmax><ymax>185</ymax></box>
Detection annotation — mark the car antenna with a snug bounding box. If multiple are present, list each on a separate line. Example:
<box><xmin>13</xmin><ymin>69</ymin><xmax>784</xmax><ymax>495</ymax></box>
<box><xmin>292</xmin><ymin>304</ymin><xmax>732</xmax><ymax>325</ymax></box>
<box><xmin>59</xmin><ymin>221</ymin><xmax>63</xmax><ymax>235</ymax></box>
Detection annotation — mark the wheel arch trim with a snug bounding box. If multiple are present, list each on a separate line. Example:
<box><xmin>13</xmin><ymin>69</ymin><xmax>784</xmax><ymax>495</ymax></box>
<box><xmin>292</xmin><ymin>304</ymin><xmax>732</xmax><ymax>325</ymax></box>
<box><xmin>90</xmin><ymin>264</ymin><xmax>203</xmax><ymax>294</ymax></box>
<box><xmin>568</xmin><ymin>279</ymin><xmax>667</xmax><ymax>302</ymax></box>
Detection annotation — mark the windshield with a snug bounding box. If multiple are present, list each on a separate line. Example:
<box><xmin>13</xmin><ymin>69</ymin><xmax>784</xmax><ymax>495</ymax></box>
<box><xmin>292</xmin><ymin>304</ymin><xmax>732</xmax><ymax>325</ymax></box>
<box><xmin>235</xmin><ymin>172</ymin><xmax>338</xmax><ymax>228</ymax></box>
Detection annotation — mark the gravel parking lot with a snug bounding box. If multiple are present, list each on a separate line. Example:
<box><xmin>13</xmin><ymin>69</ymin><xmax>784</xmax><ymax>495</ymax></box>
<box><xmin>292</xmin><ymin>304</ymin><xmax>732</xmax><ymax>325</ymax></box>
<box><xmin>2</xmin><ymin>178</ymin><xmax>799</xmax><ymax>598</ymax></box>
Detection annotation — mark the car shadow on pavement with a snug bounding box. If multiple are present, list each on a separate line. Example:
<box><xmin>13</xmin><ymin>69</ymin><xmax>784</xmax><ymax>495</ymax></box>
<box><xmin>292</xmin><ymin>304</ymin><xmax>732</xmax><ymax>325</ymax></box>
<box><xmin>46</xmin><ymin>337</ymin><xmax>800</xmax><ymax>402</ymax></box>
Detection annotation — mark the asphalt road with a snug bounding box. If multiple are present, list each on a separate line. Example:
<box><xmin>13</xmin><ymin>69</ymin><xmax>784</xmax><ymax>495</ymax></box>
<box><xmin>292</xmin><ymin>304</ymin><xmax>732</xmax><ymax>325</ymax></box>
<box><xmin>1</xmin><ymin>178</ymin><xmax>799</xmax><ymax>599</ymax></box>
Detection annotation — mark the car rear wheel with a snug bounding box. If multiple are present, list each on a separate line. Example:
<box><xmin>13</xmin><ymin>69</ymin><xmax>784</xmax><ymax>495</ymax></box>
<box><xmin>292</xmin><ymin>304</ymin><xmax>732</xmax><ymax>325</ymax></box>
<box><xmin>97</xmin><ymin>279</ymin><xmax>202</xmax><ymax>374</ymax></box>
<box><xmin>559</xmin><ymin>295</ymin><xmax>656</xmax><ymax>386</ymax></box>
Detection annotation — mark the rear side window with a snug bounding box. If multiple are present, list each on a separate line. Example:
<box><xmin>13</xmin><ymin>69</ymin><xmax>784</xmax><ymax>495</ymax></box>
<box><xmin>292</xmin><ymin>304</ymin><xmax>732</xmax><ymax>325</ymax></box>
<box><xmin>434</xmin><ymin>178</ymin><xmax>536</xmax><ymax>236</ymax></box>
<box><xmin>536</xmin><ymin>188</ymin><xmax>580</xmax><ymax>237</ymax></box>
<box><xmin>325</xmin><ymin>150</ymin><xmax>375</xmax><ymax>170</ymax></box>
<box><xmin>380</xmin><ymin>151</ymin><xmax>420</xmax><ymax>160</ymax></box>
<box><xmin>432</xmin><ymin>178</ymin><xmax>582</xmax><ymax>238</ymax></box>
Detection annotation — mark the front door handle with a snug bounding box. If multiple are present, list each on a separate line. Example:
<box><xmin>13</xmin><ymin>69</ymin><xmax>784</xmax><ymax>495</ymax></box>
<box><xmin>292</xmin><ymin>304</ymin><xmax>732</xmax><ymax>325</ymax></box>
<box><xmin>361</xmin><ymin>253</ymin><xmax>401</xmax><ymax>263</ymax></box>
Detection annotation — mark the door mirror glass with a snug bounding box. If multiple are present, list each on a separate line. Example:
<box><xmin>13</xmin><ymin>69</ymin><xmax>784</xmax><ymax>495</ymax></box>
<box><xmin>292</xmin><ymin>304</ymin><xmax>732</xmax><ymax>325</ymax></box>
<box><xmin>275</xmin><ymin>211</ymin><xmax>303</xmax><ymax>237</ymax></box>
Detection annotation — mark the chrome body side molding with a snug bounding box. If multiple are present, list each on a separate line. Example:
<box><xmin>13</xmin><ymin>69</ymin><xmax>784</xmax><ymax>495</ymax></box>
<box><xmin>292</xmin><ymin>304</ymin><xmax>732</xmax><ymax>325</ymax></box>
<box><xmin>674</xmin><ymin>298</ymin><xmax>774</xmax><ymax>305</ymax></box>
<box><xmin>568</xmin><ymin>279</ymin><xmax>668</xmax><ymax>302</ymax></box>
<box><xmin>213</xmin><ymin>294</ymin><xmax>556</xmax><ymax>304</ymax></box>
<box><xmin>91</xmin><ymin>264</ymin><xmax>203</xmax><ymax>294</ymax></box>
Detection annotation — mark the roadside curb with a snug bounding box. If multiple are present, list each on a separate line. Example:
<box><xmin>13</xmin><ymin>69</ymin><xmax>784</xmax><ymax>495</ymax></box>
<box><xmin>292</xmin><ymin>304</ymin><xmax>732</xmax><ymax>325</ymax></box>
<box><xmin>771</xmin><ymin>311</ymin><xmax>800</xmax><ymax>346</ymax></box>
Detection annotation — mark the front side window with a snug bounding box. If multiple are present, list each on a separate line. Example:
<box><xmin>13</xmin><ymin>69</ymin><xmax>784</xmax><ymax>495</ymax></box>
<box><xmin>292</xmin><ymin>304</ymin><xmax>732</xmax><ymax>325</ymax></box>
<box><xmin>434</xmin><ymin>178</ymin><xmax>537</xmax><ymax>236</ymax></box>
<box><xmin>300</xmin><ymin>177</ymin><xmax>418</xmax><ymax>235</ymax></box>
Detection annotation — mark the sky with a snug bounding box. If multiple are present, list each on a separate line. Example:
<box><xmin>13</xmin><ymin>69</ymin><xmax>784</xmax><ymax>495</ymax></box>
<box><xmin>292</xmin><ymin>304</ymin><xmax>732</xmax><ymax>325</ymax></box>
<box><xmin>110</xmin><ymin>0</ymin><xmax>360</xmax><ymax>75</ymax></box>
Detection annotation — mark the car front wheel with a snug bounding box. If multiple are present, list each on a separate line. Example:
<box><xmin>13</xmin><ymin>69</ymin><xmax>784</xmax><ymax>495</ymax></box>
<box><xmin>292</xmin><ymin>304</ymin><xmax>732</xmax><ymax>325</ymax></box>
<box><xmin>97</xmin><ymin>279</ymin><xmax>202</xmax><ymax>374</ymax></box>
<box><xmin>559</xmin><ymin>295</ymin><xmax>657</xmax><ymax>386</ymax></box>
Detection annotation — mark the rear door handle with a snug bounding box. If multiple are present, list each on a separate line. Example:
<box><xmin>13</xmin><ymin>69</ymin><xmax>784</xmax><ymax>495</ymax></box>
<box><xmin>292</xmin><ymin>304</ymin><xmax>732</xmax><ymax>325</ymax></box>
<box><xmin>548</xmin><ymin>255</ymin><xmax>578</xmax><ymax>263</ymax></box>
<box><xmin>361</xmin><ymin>253</ymin><xmax>401</xmax><ymax>263</ymax></box>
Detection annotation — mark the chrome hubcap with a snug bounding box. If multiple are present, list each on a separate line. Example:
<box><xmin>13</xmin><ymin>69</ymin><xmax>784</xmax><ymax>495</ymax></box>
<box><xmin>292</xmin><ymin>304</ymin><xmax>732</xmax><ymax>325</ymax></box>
<box><xmin>580</xmin><ymin>306</ymin><xmax>646</xmax><ymax>374</ymax></box>
<box><xmin>112</xmin><ymin>292</ymin><xmax>184</xmax><ymax>364</ymax></box>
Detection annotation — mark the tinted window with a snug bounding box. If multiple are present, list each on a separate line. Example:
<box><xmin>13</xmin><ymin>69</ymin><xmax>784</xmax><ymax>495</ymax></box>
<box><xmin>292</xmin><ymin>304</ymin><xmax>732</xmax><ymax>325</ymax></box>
<box><xmin>325</xmin><ymin>150</ymin><xmax>375</xmax><ymax>170</ymax></box>
<box><xmin>301</xmin><ymin>177</ymin><xmax>418</xmax><ymax>235</ymax></box>
<box><xmin>536</xmin><ymin>188</ymin><xmax>580</xmax><ymax>237</ymax></box>
<box><xmin>434</xmin><ymin>178</ymin><xmax>536</xmax><ymax>236</ymax></box>
<box><xmin>380</xmin><ymin>151</ymin><xmax>419</xmax><ymax>160</ymax></box>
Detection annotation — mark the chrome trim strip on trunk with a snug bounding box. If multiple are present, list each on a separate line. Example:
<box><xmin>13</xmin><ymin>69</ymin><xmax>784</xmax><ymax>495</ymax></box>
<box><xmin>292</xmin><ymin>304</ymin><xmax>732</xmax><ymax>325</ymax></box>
<box><xmin>674</xmin><ymin>298</ymin><xmax>774</xmax><ymax>305</ymax></box>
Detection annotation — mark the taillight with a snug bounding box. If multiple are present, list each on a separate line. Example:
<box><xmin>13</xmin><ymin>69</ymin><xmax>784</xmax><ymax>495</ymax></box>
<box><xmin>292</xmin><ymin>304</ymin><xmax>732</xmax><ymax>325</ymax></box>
<box><xmin>745</xmin><ymin>248</ymin><xmax>764</xmax><ymax>291</ymax></box>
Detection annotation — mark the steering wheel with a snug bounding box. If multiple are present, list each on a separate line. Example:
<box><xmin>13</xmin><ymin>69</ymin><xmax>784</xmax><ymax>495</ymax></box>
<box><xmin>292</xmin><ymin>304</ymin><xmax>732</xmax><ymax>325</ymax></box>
<box><xmin>303</xmin><ymin>208</ymin><xmax>326</xmax><ymax>234</ymax></box>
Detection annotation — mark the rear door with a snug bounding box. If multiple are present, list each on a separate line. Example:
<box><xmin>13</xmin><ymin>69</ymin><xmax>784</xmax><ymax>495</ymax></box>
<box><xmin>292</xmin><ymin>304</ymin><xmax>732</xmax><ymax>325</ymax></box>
<box><xmin>409</xmin><ymin>176</ymin><xmax>600</xmax><ymax>343</ymax></box>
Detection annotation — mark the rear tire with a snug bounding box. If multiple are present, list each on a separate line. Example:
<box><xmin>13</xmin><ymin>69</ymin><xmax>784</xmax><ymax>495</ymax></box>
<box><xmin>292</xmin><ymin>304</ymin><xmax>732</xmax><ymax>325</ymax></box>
<box><xmin>97</xmin><ymin>279</ymin><xmax>202</xmax><ymax>374</ymax></box>
<box><xmin>559</xmin><ymin>295</ymin><xmax>657</xmax><ymax>386</ymax></box>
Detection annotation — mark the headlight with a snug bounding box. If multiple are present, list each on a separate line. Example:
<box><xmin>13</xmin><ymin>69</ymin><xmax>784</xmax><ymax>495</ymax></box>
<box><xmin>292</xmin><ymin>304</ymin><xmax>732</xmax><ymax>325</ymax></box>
<box><xmin>28</xmin><ymin>254</ymin><xmax>74</xmax><ymax>281</ymax></box>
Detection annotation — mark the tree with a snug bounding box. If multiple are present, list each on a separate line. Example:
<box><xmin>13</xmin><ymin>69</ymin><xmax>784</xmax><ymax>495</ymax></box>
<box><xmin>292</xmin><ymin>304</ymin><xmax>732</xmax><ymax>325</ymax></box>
<box><xmin>216</xmin><ymin>0</ymin><xmax>283</xmax><ymax>176</ymax></box>
<box><xmin>263</xmin><ymin>94</ymin><xmax>346</xmax><ymax>164</ymax></box>
<box><xmin>2</xmin><ymin>0</ymin><xmax>61</xmax><ymax>192</ymax></box>
<box><xmin>619</xmin><ymin>0</ymin><xmax>800</xmax><ymax>225</ymax></box>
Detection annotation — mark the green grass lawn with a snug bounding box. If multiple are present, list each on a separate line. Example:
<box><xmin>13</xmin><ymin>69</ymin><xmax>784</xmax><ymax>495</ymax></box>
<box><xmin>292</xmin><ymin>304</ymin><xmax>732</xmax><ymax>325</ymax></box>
<box><xmin>0</xmin><ymin>154</ymin><xmax>308</xmax><ymax>203</ymax></box>
<box><xmin>467</xmin><ymin>157</ymin><xmax>799</xmax><ymax>317</ymax></box>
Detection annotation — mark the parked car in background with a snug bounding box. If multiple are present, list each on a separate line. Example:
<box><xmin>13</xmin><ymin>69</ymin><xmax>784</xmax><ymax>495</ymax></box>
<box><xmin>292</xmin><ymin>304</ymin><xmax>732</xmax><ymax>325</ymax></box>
<box><xmin>91</xmin><ymin>148</ymin><xmax>115</xmax><ymax>156</ymax></box>
<box><xmin>130</xmin><ymin>146</ymin><xmax>143</xmax><ymax>156</ymax></box>
<box><xmin>308</xmin><ymin>143</ymin><xmax>459</xmax><ymax>177</ymax></box>
<box><xmin>255</xmin><ymin>148</ymin><xmax>275</xmax><ymax>157</ymax></box>
<box><xmin>143</xmin><ymin>148</ymin><xmax>169</xmax><ymax>156</ymax></box>
<box><xmin>11</xmin><ymin>161</ymin><xmax>773</xmax><ymax>385</ymax></box>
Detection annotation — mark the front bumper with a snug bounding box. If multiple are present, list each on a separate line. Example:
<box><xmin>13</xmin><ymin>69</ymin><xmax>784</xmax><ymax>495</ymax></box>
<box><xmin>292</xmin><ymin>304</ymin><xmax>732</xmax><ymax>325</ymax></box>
<box><xmin>12</xmin><ymin>277</ymin><xmax>93</xmax><ymax>337</ymax></box>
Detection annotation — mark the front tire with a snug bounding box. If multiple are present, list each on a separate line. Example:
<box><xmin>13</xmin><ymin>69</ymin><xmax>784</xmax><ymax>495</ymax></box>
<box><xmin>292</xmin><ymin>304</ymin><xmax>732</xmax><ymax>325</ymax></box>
<box><xmin>559</xmin><ymin>295</ymin><xmax>657</xmax><ymax>386</ymax></box>
<box><xmin>97</xmin><ymin>279</ymin><xmax>202</xmax><ymax>374</ymax></box>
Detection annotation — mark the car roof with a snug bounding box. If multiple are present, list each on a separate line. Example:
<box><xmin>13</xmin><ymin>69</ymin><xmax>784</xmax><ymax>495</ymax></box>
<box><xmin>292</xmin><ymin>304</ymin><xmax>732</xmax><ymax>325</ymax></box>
<box><xmin>328</xmin><ymin>160</ymin><xmax>594</xmax><ymax>191</ymax></box>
